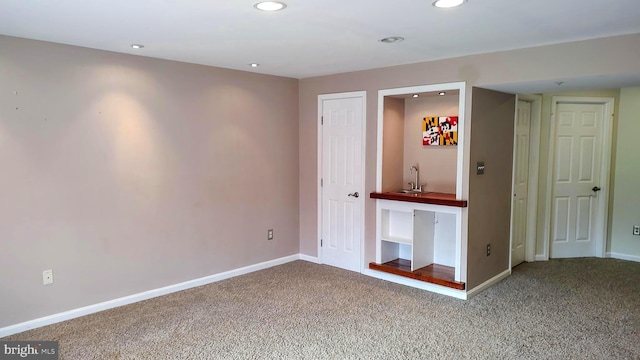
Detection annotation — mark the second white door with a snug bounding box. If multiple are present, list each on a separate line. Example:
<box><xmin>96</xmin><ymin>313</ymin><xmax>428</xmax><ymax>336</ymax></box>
<box><xmin>320</xmin><ymin>94</ymin><xmax>365</xmax><ymax>272</ymax></box>
<box><xmin>550</xmin><ymin>102</ymin><xmax>605</xmax><ymax>258</ymax></box>
<box><xmin>511</xmin><ymin>100</ymin><xmax>531</xmax><ymax>267</ymax></box>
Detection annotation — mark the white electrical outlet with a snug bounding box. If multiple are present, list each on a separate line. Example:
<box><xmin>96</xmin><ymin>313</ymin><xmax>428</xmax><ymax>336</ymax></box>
<box><xmin>43</xmin><ymin>269</ymin><xmax>53</xmax><ymax>285</ymax></box>
<box><xmin>633</xmin><ymin>225</ymin><xmax>640</xmax><ymax>236</ymax></box>
<box><xmin>267</xmin><ymin>229</ymin><xmax>274</xmax><ymax>240</ymax></box>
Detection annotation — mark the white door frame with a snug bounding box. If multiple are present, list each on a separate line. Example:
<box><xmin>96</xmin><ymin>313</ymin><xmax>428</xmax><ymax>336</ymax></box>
<box><xmin>375</xmin><ymin>82</ymin><xmax>467</xmax><ymax>198</ymax></box>
<box><xmin>510</xmin><ymin>94</ymin><xmax>542</xmax><ymax>264</ymax></box>
<box><xmin>543</xmin><ymin>96</ymin><xmax>614</xmax><ymax>260</ymax></box>
<box><xmin>317</xmin><ymin>91</ymin><xmax>367</xmax><ymax>269</ymax></box>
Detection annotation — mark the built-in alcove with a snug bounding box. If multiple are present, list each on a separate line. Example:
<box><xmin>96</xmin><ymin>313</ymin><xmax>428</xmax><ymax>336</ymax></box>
<box><xmin>382</xmin><ymin>90</ymin><xmax>460</xmax><ymax>193</ymax></box>
<box><xmin>369</xmin><ymin>82</ymin><xmax>468</xmax><ymax>298</ymax></box>
<box><xmin>377</xmin><ymin>83</ymin><xmax>465</xmax><ymax>198</ymax></box>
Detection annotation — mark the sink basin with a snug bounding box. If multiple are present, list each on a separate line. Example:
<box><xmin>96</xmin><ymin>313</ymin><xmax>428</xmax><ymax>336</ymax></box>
<box><xmin>395</xmin><ymin>189</ymin><xmax>423</xmax><ymax>194</ymax></box>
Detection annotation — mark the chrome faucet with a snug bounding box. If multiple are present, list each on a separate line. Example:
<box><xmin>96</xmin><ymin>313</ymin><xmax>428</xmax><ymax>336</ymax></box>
<box><xmin>409</xmin><ymin>165</ymin><xmax>425</xmax><ymax>192</ymax></box>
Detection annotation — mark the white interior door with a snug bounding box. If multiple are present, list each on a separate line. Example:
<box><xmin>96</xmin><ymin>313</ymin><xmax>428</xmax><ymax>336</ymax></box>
<box><xmin>511</xmin><ymin>100</ymin><xmax>531</xmax><ymax>267</ymax></box>
<box><xmin>550</xmin><ymin>102</ymin><xmax>604</xmax><ymax>258</ymax></box>
<box><xmin>321</xmin><ymin>95</ymin><xmax>365</xmax><ymax>272</ymax></box>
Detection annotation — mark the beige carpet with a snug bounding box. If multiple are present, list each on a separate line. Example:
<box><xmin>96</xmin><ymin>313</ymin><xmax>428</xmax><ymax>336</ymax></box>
<box><xmin>3</xmin><ymin>258</ymin><xmax>639</xmax><ymax>359</ymax></box>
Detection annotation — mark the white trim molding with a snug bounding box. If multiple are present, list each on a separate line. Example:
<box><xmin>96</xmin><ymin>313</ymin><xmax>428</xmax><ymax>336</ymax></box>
<box><xmin>376</xmin><ymin>82</ymin><xmax>466</xmax><ymax>198</ymax></box>
<box><xmin>0</xmin><ymin>255</ymin><xmax>300</xmax><ymax>338</ymax></box>
<box><xmin>465</xmin><ymin>269</ymin><xmax>511</xmax><ymax>299</ymax></box>
<box><xmin>605</xmin><ymin>252</ymin><xmax>640</xmax><ymax>262</ymax></box>
<box><xmin>535</xmin><ymin>254</ymin><xmax>548</xmax><ymax>261</ymax></box>
<box><xmin>364</xmin><ymin>267</ymin><xmax>510</xmax><ymax>300</ymax></box>
<box><xmin>363</xmin><ymin>269</ymin><xmax>468</xmax><ymax>300</ymax></box>
<box><xmin>299</xmin><ymin>254</ymin><xmax>321</xmax><ymax>264</ymax></box>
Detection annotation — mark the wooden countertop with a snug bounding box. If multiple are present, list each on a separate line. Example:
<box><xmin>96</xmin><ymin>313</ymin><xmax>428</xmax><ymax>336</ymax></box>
<box><xmin>370</xmin><ymin>191</ymin><xmax>467</xmax><ymax>207</ymax></box>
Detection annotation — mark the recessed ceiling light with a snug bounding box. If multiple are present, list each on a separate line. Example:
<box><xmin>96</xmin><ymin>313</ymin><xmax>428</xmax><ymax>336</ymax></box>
<box><xmin>254</xmin><ymin>1</ymin><xmax>287</xmax><ymax>11</ymax></box>
<box><xmin>412</xmin><ymin>94</ymin><xmax>419</xmax><ymax>98</ymax></box>
<box><xmin>438</xmin><ymin>91</ymin><xmax>446</xmax><ymax>96</ymax></box>
<box><xmin>433</xmin><ymin>0</ymin><xmax>466</xmax><ymax>8</ymax></box>
<box><xmin>379</xmin><ymin>36</ymin><xmax>405</xmax><ymax>44</ymax></box>
<box><xmin>250</xmin><ymin>63</ymin><xmax>260</xmax><ymax>68</ymax></box>
<box><xmin>131</xmin><ymin>44</ymin><xmax>144</xmax><ymax>49</ymax></box>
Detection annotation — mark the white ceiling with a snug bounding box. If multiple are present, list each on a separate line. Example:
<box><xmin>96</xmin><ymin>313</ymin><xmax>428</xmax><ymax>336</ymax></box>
<box><xmin>1</xmin><ymin>0</ymin><xmax>639</xmax><ymax>81</ymax></box>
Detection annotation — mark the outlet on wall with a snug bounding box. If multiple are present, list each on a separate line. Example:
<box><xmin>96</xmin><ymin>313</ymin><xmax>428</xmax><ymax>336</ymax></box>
<box><xmin>267</xmin><ymin>229</ymin><xmax>274</xmax><ymax>240</ymax></box>
<box><xmin>486</xmin><ymin>244</ymin><xmax>491</xmax><ymax>256</ymax></box>
<box><xmin>633</xmin><ymin>225</ymin><xmax>640</xmax><ymax>236</ymax></box>
<box><xmin>42</xmin><ymin>269</ymin><xmax>53</xmax><ymax>285</ymax></box>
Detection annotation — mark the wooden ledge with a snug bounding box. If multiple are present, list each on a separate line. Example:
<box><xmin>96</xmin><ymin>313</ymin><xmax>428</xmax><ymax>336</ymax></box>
<box><xmin>369</xmin><ymin>259</ymin><xmax>465</xmax><ymax>290</ymax></box>
<box><xmin>370</xmin><ymin>192</ymin><xmax>467</xmax><ymax>207</ymax></box>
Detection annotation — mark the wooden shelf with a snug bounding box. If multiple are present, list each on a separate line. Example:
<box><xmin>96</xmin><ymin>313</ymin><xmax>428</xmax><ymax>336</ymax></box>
<box><xmin>380</xmin><ymin>236</ymin><xmax>412</xmax><ymax>245</ymax></box>
<box><xmin>370</xmin><ymin>192</ymin><xmax>467</xmax><ymax>207</ymax></box>
<box><xmin>369</xmin><ymin>259</ymin><xmax>465</xmax><ymax>290</ymax></box>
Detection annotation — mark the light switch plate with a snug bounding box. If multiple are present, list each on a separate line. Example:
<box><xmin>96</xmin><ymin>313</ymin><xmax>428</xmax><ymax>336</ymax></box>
<box><xmin>477</xmin><ymin>162</ymin><xmax>485</xmax><ymax>175</ymax></box>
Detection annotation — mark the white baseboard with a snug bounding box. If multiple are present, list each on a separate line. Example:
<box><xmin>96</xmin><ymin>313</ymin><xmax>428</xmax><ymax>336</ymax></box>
<box><xmin>362</xmin><ymin>269</ymin><xmax>468</xmax><ymax>300</ymax></box>
<box><xmin>465</xmin><ymin>268</ymin><xmax>511</xmax><ymax>299</ymax></box>
<box><xmin>535</xmin><ymin>254</ymin><xmax>548</xmax><ymax>261</ymax></box>
<box><xmin>533</xmin><ymin>253</ymin><xmax>640</xmax><ymax>262</ymax></box>
<box><xmin>298</xmin><ymin>254</ymin><xmax>320</xmax><ymax>264</ymax></box>
<box><xmin>605</xmin><ymin>252</ymin><xmax>640</xmax><ymax>262</ymax></box>
<box><xmin>0</xmin><ymin>254</ymin><xmax>300</xmax><ymax>338</ymax></box>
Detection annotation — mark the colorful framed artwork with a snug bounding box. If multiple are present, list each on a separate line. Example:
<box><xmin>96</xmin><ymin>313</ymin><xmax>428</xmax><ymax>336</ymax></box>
<box><xmin>422</xmin><ymin>116</ymin><xmax>458</xmax><ymax>146</ymax></box>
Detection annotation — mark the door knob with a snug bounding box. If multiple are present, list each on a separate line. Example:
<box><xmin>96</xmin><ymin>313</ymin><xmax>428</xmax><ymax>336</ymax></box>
<box><xmin>592</xmin><ymin>186</ymin><xmax>601</xmax><ymax>192</ymax></box>
<box><xmin>348</xmin><ymin>192</ymin><xmax>360</xmax><ymax>198</ymax></box>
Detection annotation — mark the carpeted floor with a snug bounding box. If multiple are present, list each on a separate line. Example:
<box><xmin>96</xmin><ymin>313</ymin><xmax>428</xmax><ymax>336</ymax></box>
<box><xmin>3</xmin><ymin>258</ymin><xmax>639</xmax><ymax>359</ymax></box>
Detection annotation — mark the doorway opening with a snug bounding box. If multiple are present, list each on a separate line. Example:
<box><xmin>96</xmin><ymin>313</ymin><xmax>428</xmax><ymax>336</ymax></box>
<box><xmin>510</xmin><ymin>95</ymin><xmax>541</xmax><ymax>267</ymax></box>
<box><xmin>543</xmin><ymin>96</ymin><xmax>614</xmax><ymax>259</ymax></box>
<box><xmin>317</xmin><ymin>91</ymin><xmax>366</xmax><ymax>272</ymax></box>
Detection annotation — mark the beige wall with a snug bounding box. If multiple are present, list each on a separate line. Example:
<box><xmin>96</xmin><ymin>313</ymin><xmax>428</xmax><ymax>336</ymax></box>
<box><xmin>0</xmin><ymin>36</ymin><xmax>300</xmax><ymax>327</ymax></box>
<box><xmin>403</xmin><ymin>94</ymin><xmax>458</xmax><ymax>193</ymax></box>
<box><xmin>299</xmin><ymin>33</ymin><xmax>640</xmax><ymax>262</ymax></box>
<box><xmin>381</xmin><ymin>97</ymin><xmax>405</xmax><ymax>192</ymax></box>
<box><xmin>2</xmin><ymin>30</ymin><xmax>638</xmax><ymax>330</ymax></box>
<box><xmin>610</xmin><ymin>87</ymin><xmax>640</xmax><ymax>258</ymax></box>
<box><xmin>467</xmin><ymin>88</ymin><xmax>515</xmax><ymax>289</ymax></box>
